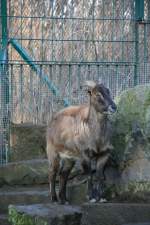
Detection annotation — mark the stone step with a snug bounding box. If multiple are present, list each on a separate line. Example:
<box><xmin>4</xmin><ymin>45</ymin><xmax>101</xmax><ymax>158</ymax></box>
<box><xmin>123</xmin><ymin>223</ymin><xmax>150</xmax><ymax>225</ymax></box>
<box><xmin>0</xmin><ymin>214</ymin><xmax>11</xmax><ymax>225</ymax></box>
<box><xmin>82</xmin><ymin>203</ymin><xmax>150</xmax><ymax>225</ymax></box>
<box><xmin>0</xmin><ymin>181</ymin><xmax>88</xmax><ymax>213</ymax></box>
<box><xmin>7</xmin><ymin>203</ymin><xmax>150</xmax><ymax>225</ymax></box>
<box><xmin>0</xmin><ymin>159</ymin><xmax>81</xmax><ymax>187</ymax></box>
<box><xmin>0</xmin><ymin>159</ymin><xmax>49</xmax><ymax>186</ymax></box>
<box><xmin>8</xmin><ymin>204</ymin><xmax>82</xmax><ymax>225</ymax></box>
<box><xmin>0</xmin><ymin>185</ymin><xmax>50</xmax><ymax>213</ymax></box>
<box><xmin>4</xmin><ymin>198</ymin><xmax>150</xmax><ymax>225</ymax></box>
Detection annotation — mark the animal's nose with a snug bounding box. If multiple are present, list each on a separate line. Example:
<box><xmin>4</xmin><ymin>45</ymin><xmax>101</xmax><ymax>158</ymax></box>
<box><xmin>108</xmin><ymin>104</ymin><xmax>117</xmax><ymax>113</ymax></box>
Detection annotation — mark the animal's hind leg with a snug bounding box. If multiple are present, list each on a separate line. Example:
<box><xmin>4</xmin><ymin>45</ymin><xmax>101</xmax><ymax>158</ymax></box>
<box><xmin>49</xmin><ymin>157</ymin><xmax>60</xmax><ymax>202</ymax></box>
<box><xmin>58</xmin><ymin>159</ymin><xmax>75</xmax><ymax>204</ymax></box>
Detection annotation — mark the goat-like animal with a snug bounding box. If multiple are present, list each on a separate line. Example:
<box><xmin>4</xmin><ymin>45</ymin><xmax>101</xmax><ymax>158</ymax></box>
<box><xmin>46</xmin><ymin>81</ymin><xmax>116</xmax><ymax>204</ymax></box>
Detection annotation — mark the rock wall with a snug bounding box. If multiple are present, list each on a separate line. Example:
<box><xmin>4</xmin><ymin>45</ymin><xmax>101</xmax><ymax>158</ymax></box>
<box><xmin>10</xmin><ymin>123</ymin><xmax>46</xmax><ymax>161</ymax></box>
<box><xmin>108</xmin><ymin>84</ymin><xmax>150</xmax><ymax>198</ymax></box>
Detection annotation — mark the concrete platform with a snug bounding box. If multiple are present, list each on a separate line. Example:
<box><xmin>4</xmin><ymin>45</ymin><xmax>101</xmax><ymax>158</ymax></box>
<box><xmin>82</xmin><ymin>203</ymin><xmax>150</xmax><ymax>225</ymax></box>
<box><xmin>124</xmin><ymin>223</ymin><xmax>150</xmax><ymax>225</ymax></box>
<box><xmin>6</xmin><ymin>202</ymin><xmax>150</xmax><ymax>225</ymax></box>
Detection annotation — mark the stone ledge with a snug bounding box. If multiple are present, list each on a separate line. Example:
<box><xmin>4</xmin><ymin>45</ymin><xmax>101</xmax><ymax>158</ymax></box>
<box><xmin>9</xmin><ymin>204</ymin><xmax>82</xmax><ymax>225</ymax></box>
<box><xmin>0</xmin><ymin>159</ymin><xmax>49</xmax><ymax>186</ymax></box>
<box><xmin>123</xmin><ymin>223</ymin><xmax>150</xmax><ymax>225</ymax></box>
<box><xmin>8</xmin><ymin>203</ymin><xmax>150</xmax><ymax>225</ymax></box>
<box><xmin>82</xmin><ymin>203</ymin><xmax>150</xmax><ymax>225</ymax></box>
<box><xmin>0</xmin><ymin>214</ymin><xmax>10</xmax><ymax>225</ymax></box>
<box><xmin>0</xmin><ymin>185</ymin><xmax>50</xmax><ymax>212</ymax></box>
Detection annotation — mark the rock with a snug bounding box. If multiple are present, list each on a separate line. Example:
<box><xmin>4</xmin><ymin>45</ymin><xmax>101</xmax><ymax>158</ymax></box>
<box><xmin>82</xmin><ymin>203</ymin><xmax>150</xmax><ymax>225</ymax></box>
<box><xmin>0</xmin><ymin>182</ymin><xmax>87</xmax><ymax>213</ymax></box>
<box><xmin>10</xmin><ymin>123</ymin><xmax>46</xmax><ymax>162</ymax></box>
<box><xmin>0</xmin><ymin>214</ymin><xmax>10</xmax><ymax>225</ymax></box>
<box><xmin>0</xmin><ymin>185</ymin><xmax>50</xmax><ymax>213</ymax></box>
<box><xmin>9</xmin><ymin>204</ymin><xmax>82</xmax><ymax>225</ymax></box>
<box><xmin>0</xmin><ymin>159</ymin><xmax>49</xmax><ymax>186</ymax></box>
<box><xmin>122</xmin><ymin>158</ymin><xmax>150</xmax><ymax>183</ymax></box>
<box><xmin>112</xmin><ymin>84</ymin><xmax>150</xmax><ymax>165</ymax></box>
<box><xmin>110</xmin><ymin>85</ymin><xmax>150</xmax><ymax>196</ymax></box>
<box><xmin>105</xmin><ymin>166</ymin><xmax>121</xmax><ymax>185</ymax></box>
<box><xmin>123</xmin><ymin>223</ymin><xmax>150</xmax><ymax>225</ymax></box>
<box><xmin>68</xmin><ymin>181</ymin><xmax>88</xmax><ymax>205</ymax></box>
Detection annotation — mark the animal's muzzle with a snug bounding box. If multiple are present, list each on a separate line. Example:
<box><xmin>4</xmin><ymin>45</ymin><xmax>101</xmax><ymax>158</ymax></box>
<box><xmin>108</xmin><ymin>103</ymin><xmax>117</xmax><ymax>113</ymax></box>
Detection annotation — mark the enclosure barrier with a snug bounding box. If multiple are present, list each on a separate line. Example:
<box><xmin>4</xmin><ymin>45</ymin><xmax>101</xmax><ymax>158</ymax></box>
<box><xmin>1</xmin><ymin>0</ymin><xmax>150</xmax><ymax>164</ymax></box>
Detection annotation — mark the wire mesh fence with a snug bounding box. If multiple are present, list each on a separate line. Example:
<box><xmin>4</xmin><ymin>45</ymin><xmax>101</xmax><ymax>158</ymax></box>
<box><xmin>8</xmin><ymin>0</ymin><xmax>136</xmax><ymax>63</ymax></box>
<box><xmin>1</xmin><ymin>0</ymin><xmax>150</xmax><ymax>164</ymax></box>
<box><xmin>8</xmin><ymin>62</ymin><xmax>150</xmax><ymax>124</ymax></box>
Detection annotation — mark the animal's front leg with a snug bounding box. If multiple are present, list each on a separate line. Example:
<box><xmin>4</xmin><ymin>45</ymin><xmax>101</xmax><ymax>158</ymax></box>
<box><xmin>87</xmin><ymin>158</ymin><xmax>97</xmax><ymax>201</ymax></box>
<box><xmin>90</xmin><ymin>152</ymin><xmax>110</xmax><ymax>202</ymax></box>
<box><xmin>81</xmin><ymin>158</ymin><xmax>91</xmax><ymax>175</ymax></box>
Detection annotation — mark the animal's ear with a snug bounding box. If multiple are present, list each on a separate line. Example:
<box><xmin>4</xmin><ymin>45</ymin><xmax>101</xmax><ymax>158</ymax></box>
<box><xmin>98</xmin><ymin>77</ymin><xmax>102</xmax><ymax>84</ymax></box>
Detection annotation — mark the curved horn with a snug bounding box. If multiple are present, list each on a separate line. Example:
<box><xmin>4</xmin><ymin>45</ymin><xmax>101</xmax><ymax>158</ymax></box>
<box><xmin>98</xmin><ymin>77</ymin><xmax>102</xmax><ymax>84</ymax></box>
<box><xmin>83</xmin><ymin>80</ymin><xmax>96</xmax><ymax>89</ymax></box>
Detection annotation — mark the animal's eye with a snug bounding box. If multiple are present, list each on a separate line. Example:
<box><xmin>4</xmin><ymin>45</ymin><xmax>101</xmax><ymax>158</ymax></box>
<box><xmin>96</xmin><ymin>93</ymin><xmax>101</xmax><ymax>96</ymax></box>
<box><xmin>107</xmin><ymin>89</ymin><xmax>110</xmax><ymax>94</ymax></box>
<box><xmin>96</xmin><ymin>92</ymin><xmax>103</xmax><ymax>98</ymax></box>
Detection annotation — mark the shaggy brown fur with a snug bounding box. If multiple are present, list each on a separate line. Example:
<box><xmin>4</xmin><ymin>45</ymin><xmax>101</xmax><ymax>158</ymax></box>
<box><xmin>46</xmin><ymin>81</ymin><xmax>116</xmax><ymax>203</ymax></box>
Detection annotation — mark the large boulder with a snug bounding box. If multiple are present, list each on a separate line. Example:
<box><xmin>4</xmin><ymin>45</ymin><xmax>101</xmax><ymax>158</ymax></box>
<box><xmin>112</xmin><ymin>85</ymin><xmax>150</xmax><ymax>163</ymax></box>
<box><xmin>109</xmin><ymin>84</ymin><xmax>150</xmax><ymax>197</ymax></box>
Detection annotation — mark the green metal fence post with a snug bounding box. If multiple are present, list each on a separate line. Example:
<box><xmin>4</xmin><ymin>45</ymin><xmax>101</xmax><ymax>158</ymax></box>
<box><xmin>135</xmin><ymin>0</ymin><xmax>144</xmax><ymax>21</ymax></box>
<box><xmin>0</xmin><ymin>0</ymin><xmax>9</xmax><ymax>164</ymax></box>
<box><xmin>134</xmin><ymin>22</ymin><xmax>139</xmax><ymax>86</ymax></box>
<box><xmin>1</xmin><ymin>0</ymin><xmax>8</xmax><ymax>48</ymax></box>
<box><xmin>134</xmin><ymin>0</ymin><xmax>144</xmax><ymax>86</ymax></box>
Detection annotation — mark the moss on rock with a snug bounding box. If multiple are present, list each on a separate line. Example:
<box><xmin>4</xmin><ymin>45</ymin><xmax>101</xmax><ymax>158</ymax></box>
<box><xmin>104</xmin><ymin>181</ymin><xmax>150</xmax><ymax>203</ymax></box>
<box><xmin>10</xmin><ymin>123</ymin><xmax>46</xmax><ymax>162</ymax></box>
<box><xmin>8</xmin><ymin>204</ymin><xmax>82</xmax><ymax>225</ymax></box>
<box><xmin>107</xmin><ymin>85</ymin><xmax>150</xmax><ymax>199</ymax></box>
<box><xmin>9</xmin><ymin>206</ymin><xmax>48</xmax><ymax>225</ymax></box>
<box><xmin>111</xmin><ymin>85</ymin><xmax>150</xmax><ymax>166</ymax></box>
<box><xmin>0</xmin><ymin>159</ymin><xmax>48</xmax><ymax>186</ymax></box>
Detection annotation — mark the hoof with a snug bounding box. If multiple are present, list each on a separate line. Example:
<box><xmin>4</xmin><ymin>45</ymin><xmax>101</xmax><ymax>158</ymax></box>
<box><xmin>50</xmin><ymin>196</ymin><xmax>58</xmax><ymax>203</ymax></box>
<box><xmin>89</xmin><ymin>198</ymin><xmax>97</xmax><ymax>203</ymax></box>
<box><xmin>58</xmin><ymin>199</ymin><xmax>69</xmax><ymax>205</ymax></box>
<box><xmin>51</xmin><ymin>201</ymin><xmax>58</xmax><ymax>204</ymax></box>
<box><xmin>65</xmin><ymin>201</ymin><xmax>69</xmax><ymax>205</ymax></box>
<box><xmin>50</xmin><ymin>199</ymin><xmax>58</xmax><ymax>204</ymax></box>
<box><xmin>99</xmin><ymin>198</ymin><xmax>107</xmax><ymax>203</ymax></box>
